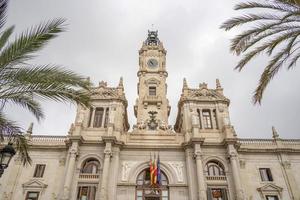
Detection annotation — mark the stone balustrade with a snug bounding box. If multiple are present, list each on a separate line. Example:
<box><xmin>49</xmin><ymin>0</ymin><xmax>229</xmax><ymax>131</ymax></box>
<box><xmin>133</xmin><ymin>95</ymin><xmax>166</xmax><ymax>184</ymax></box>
<box><xmin>79</xmin><ymin>173</ymin><xmax>100</xmax><ymax>179</ymax></box>
<box><xmin>206</xmin><ymin>175</ymin><xmax>227</xmax><ymax>181</ymax></box>
<box><xmin>31</xmin><ymin>135</ymin><xmax>67</xmax><ymax>146</ymax></box>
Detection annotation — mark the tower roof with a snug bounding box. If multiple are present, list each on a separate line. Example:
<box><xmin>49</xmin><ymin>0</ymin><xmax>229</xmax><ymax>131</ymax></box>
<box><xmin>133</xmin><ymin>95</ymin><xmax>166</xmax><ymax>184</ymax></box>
<box><xmin>145</xmin><ymin>30</ymin><xmax>160</xmax><ymax>45</ymax></box>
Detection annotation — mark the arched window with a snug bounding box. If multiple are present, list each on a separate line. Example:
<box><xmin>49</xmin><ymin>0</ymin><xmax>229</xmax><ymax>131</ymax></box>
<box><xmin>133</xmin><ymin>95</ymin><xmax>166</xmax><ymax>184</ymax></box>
<box><xmin>205</xmin><ymin>161</ymin><xmax>225</xmax><ymax>176</ymax></box>
<box><xmin>81</xmin><ymin>159</ymin><xmax>100</xmax><ymax>174</ymax></box>
<box><xmin>136</xmin><ymin>168</ymin><xmax>169</xmax><ymax>200</ymax></box>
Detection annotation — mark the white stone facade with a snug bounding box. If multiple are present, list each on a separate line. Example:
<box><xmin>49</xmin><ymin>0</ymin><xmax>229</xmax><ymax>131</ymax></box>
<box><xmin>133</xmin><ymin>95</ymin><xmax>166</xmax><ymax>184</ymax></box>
<box><xmin>1</xmin><ymin>31</ymin><xmax>300</xmax><ymax>200</ymax></box>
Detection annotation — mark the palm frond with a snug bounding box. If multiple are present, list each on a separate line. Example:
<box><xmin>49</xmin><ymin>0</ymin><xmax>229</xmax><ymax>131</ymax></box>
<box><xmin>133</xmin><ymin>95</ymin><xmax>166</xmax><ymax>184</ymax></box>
<box><xmin>0</xmin><ymin>25</ymin><xmax>14</xmax><ymax>50</ymax></box>
<box><xmin>12</xmin><ymin>133</ymin><xmax>31</xmax><ymax>165</ymax></box>
<box><xmin>0</xmin><ymin>112</ymin><xmax>22</xmax><ymax>140</ymax></box>
<box><xmin>221</xmin><ymin>0</ymin><xmax>300</xmax><ymax>104</ymax></box>
<box><xmin>0</xmin><ymin>18</ymin><xmax>66</xmax><ymax>68</ymax></box>
<box><xmin>235</xmin><ymin>1</ymin><xmax>298</xmax><ymax>12</ymax></box>
<box><xmin>4</xmin><ymin>94</ymin><xmax>44</xmax><ymax>121</ymax></box>
<box><xmin>0</xmin><ymin>65</ymin><xmax>90</xmax><ymax>110</ymax></box>
<box><xmin>0</xmin><ymin>0</ymin><xmax>8</xmax><ymax>29</ymax></box>
<box><xmin>221</xmin><ymin>14</ymin><xmax>281</xmax><ymax>31</ymax></box>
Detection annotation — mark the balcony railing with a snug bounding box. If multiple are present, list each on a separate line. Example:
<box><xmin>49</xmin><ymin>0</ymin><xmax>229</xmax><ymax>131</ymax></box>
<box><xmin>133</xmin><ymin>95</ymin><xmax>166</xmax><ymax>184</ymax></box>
<box><xmin>79</xmin><ymin>173</ymin><xmax>100</xmax><ymax>179</ymax></box>
<box><xmin>206</xmin><ymin>176</ymin><xmax>227</xmax><ymax>181</ymax></box>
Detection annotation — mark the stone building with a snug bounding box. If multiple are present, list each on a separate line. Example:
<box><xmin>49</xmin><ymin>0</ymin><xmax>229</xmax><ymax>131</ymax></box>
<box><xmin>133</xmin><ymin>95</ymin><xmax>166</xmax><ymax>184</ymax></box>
<box><xmin>1</xmin><ymin>31</ymin><xmax>300</xmax><ymax>200</ymax></box>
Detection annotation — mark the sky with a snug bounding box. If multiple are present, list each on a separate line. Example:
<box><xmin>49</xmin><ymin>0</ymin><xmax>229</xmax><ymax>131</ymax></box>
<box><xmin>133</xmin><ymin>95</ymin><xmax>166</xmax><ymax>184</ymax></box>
<box><xmin>6</xmin><ymin>0</ymin><xmax>300</xmax><ymax>138</ymax></box>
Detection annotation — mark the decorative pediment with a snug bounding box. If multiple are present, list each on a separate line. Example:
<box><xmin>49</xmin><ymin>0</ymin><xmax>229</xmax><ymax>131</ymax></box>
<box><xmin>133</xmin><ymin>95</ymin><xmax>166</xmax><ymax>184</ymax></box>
<box><xmin>257</xmin><ymin>183</ymin><xmax>283</xmax><ymax>198</ymax></box>
<box><xmin>186</xmin><ymin>88</ymin><xmax>228</xmax><ymax>102</ymax></box>
<box><xmin>22</xmin><ymin>179</ymin><xmax>48</xmax><ymax>194</ymax></box>
<box><xmin>90</xmin><ymin>86</ymin><xmax>127</xmax><ymax>104</ymax></box>
<box><xmin>145</xmin><ymin>78</ymin><xmax>160</xmax><ymax>85</ymax></box>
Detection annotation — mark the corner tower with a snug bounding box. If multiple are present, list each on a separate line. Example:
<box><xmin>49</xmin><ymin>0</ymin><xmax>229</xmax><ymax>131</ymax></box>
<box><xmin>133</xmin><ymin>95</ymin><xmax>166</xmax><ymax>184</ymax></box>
<box><xmin>134</xmin><ymin>31</ymin><xmax>171</xmax><ymax>131</ymax></box>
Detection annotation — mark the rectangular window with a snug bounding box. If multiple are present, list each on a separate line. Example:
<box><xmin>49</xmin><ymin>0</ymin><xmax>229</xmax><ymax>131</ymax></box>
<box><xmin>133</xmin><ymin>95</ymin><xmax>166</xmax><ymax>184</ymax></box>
<box><xmin>93</xmin><ymin>107</ymin><xmax>104</xmax><ymax>127</ymax></box>
<box><xmin>266</xmin><ymin>196</ymin><xmax>279</xmax><ymax>200</ymax></box>
<box><xmin>259</xmin><ymin>168</ymin><xmax>273</xmax><ymax>181</ymax></box>
<box><xmin>33</xmin><ymin>164</ymin><xmax>46</xmax><ymax>178</ymax></box>
<box><xmin>25</xmin><ymin>191</ymin><xmax>39</xmax><ymax>200</ymax></box>
<box><xmin>207</xmin><ymin>188</ymin><xmax>228</xmax><ymax>200</ymax></box>
<box><xmin>77</xmin><ymin>186</ymin><xmax>96</xmax><ymax>200</ymax></box>
<box><xmin>149</xmin><ymin>87</ymin><xmax>156</xmax><ymax>96</ymax></box>
<box><xmin>202</xmin><ymin>110</ymin><xmax>212</xmax><ymax>129</ymax></box>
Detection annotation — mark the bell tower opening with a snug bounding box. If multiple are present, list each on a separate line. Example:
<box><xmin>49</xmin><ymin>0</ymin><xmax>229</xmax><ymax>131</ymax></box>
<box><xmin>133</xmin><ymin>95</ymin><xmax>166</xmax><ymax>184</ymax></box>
<box><xmin>134</xmin><ymin>30</ymin><xmax>171</xmax><ymax>132</ymax></box>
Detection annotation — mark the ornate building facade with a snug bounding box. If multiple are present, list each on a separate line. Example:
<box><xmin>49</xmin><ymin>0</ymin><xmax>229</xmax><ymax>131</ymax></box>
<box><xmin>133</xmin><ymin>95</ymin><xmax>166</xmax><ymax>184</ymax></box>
<box><xmin>1</xmin><ymin>31</ymin><xmax>300</xmax><ymax>200</ymax></box>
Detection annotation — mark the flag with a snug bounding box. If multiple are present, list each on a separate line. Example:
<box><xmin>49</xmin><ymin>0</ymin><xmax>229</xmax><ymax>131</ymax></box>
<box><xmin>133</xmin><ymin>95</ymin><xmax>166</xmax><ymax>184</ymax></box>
<box><xmin>157</xmin><ymin>153</ymin><xmax>161</xmax><ymax>185</ymax></box>
<box><xmin>153</xmin><ymin>153</ymin><xmax>157</xmax><ymax>185</ymax></box>
<box><xmin>150</xmin><ymin>153</ymin><xmax>154</xmax><ymax>185</ymax></box>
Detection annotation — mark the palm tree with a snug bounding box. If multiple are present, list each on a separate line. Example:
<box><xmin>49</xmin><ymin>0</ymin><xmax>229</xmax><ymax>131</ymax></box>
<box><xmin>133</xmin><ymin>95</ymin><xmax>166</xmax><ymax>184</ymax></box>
<box><xmin>221</xmin><ymin>0</ymin><xmax>300</xmax><ymax>104</ymax></box>
<box><xmin>0</xmin><ymin>0</ymin><xmax>90</xmax><ymax>165</ymax></box>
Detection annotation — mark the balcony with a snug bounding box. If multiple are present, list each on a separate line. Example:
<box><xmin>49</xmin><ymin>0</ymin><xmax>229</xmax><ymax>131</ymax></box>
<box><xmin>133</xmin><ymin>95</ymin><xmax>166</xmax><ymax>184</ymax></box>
<box><xmin>206</xmin><ymin>176</ymin><xmax>227</xmax><ymax>181</ymax></box>
<box><xmin>79</xmin><ymin>173</ymin><xmax>100</xmax><ymax>180</ymax></box>
<box><xmin>143</xmin><ymin>95</ymin><xmax>162</xmax><ymax>108</ymax></box>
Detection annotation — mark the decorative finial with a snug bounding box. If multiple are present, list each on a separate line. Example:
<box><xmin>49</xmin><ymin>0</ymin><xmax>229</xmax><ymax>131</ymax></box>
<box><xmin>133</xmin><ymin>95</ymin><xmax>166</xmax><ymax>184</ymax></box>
<box><xmin>272</xmin><ymin>126</ymin><xmax>279</xmax><ymax>139</ymax></box>
<box><xmin>183</xmin><ymin>78</ymin><xmax>188</xmax><ymax>89</ymax></box>
<box><xmin>99</xmin><ymin>81</ymin><xmax>107</xmax><ymax>88</ymax></box>
<box><xmin>118</xmin><ymin>77</ymin><xmax>124</xmax><ymax>88</ymax></box>
<box><xmin>199</xmin><ymin>82</ymin><xmax>207</xmax><ymax>89</ymax></box>
<box><xmin>216</xmin><ymin>79</ymin><xmax>222</xmax><ymax>89</ymax></box>
<box><xmin>68</xmin><ymin>123</ymin><xmax>75</xmax><ymax>135</ymax></box>
<box><xmin>26</xmin><ymin>122</ymin><xmax>33</xmax><ymax>135</ymax></box>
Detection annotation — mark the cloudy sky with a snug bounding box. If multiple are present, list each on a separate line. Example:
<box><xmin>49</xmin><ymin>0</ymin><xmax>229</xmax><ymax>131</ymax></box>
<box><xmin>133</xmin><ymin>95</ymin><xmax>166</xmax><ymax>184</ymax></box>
<box><xmin>6</xmin><ymin>0</ymin><xmax>300</xmax><ymax>138</ymax></box>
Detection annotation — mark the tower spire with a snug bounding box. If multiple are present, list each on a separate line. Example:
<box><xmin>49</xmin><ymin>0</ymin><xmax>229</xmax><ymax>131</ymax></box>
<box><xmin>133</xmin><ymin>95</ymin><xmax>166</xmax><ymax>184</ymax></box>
<box><xmin>183</xmin><ymin>78</ymin><xmax>188</xmax><ymax>89</ymax></box>
<box><xmin>216</xmin><ymin>78</ymin><xmax>224</xmax><ymax>95</ymax></box>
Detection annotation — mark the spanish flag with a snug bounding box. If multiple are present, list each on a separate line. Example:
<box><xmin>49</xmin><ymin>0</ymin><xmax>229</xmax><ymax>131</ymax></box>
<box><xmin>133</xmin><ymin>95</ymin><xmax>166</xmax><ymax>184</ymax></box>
<box><xmin>150</xmin><ymin>154</ymin><xmax>154</xmax><ymax>185</ymax></box>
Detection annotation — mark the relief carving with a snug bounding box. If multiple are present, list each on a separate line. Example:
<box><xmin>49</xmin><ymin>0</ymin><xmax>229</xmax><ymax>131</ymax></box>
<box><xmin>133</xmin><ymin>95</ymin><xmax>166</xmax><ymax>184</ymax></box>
<box><xmin>168</xmin><ymin>161</ymin><xmax>184</xmax><ymax>182</ymax></box>
<box><xmin>121</xmin><ymin>161</ymin><xmax>138</xmax><ymax>181</ymax></box>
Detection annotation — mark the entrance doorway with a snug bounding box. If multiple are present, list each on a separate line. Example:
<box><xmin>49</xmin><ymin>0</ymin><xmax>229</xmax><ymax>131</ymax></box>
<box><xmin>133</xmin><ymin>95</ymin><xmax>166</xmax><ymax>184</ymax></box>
<box><xmin>136</xmin><ymin>168</ymin><xmax>169</xmax><ymax>200</ymax></box>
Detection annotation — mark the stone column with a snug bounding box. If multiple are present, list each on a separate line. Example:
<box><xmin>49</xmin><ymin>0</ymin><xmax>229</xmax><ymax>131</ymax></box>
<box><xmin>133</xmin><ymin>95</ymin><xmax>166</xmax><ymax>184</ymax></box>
<box><xmin>210</xmin><ymin>109</ymin><xmax>217</xmax><ymax>129</ymax></box>
<box><xmin>99</xmin><ymin>142</ymin><xmax>112</xmax><ymax>200</ymax></box>
<box><xmin>61</xmin><ymin>141</ymin><xmax>79</xmax><ymax>200</ymax></box>
<box><xmin>109</xmin><ymin>147</ymin><xmax>120</xmax><ymax>200</ymax></box>
<box><xmin>199</xmin><ymin>109</ymin><xmax>204</xmax><ymax>130</ymax></box>
<box><xmin>227</xmin><ymin>144</ymin><xmax>245</xmax><ymax>200</ymax></box>
<box><xmin>185</xmin><ymin>148</ymin><xmax>197</xmax><ymax>200</ymax></box>
<box><xmin>194</xmin><ymin>144</ymin><xmax>207</xmax><ymax>200</ymax></box>
<box><xmin>90</xmin><ymin>107</ymin><xmax>96</xmax><ymax>127</ymax></box>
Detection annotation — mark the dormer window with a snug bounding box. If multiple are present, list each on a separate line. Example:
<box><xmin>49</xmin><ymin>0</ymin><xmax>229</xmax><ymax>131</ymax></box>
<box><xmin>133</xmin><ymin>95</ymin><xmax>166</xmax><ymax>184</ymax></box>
<box><xmin>89</xmin><ymin>107</ymin><xmax>109</xmax><ymax>128</ymax></box>
<box><xmin>202</xmin><ymin>110</ymin><xmax>212</xmax><ymax>129</ymax></box>
<box><xmin>93</xmin><ymin>108</ymin><xmax>104</xmax><ymax>127</ymax></box>
<box><xmin>149</xmin><ymin>87</ymin><xmax>156</xmax><ymax>96</ymax></box>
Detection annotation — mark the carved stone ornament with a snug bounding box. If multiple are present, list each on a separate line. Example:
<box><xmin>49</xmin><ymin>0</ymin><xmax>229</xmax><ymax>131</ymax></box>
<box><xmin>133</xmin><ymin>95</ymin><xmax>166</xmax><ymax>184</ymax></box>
<box><xmin>137</xmin><ymin>120</ymin><xmax>147</xmax><ymax>130</ymax></box>
<box><xmin>121</xmin><ymin>161</ymin><xmax>138</xmax><ymax>181</ymax></box>
<box><xmin>167</xmin><ymin>161</ymin><xmax>184</xmax><ymax>182</ymax></box>
<box><xmin>180</xmin><ymin>87</ymin><xmax>229</xmax><ymax>104</ymax></box>
<box><xmin>257</xmin><ymin>183</ymin><xmax>283</xmax><ymax>199</ymax></box>
<box><xmin>239</xmin><ymin>160</ymin><xmax>246</xmax><ymax>169</ymax></box>
<box><xmin>148</xmin><ymin>111</ymin><xmax>158</xmax><ymax>130</ymax></box>
<box><xmin>282</xmin><ymin>161</ymin><xmax>291</xmax><ymax>169</ymax></box>
<box><xmin>22</xmin><ymin>180</ymin><xmax>48</xmax><ymax>194</ymax></box>
<box><xmin>159</xmin><ymin>120</ymin><xmax>168</xmax><ymax>130</ymax></box>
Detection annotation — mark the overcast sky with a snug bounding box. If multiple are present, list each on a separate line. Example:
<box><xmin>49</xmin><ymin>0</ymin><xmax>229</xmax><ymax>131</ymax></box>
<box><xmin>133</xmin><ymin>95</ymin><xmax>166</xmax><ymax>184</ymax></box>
<box><xmin>6</xmin><ymin>0</ymin><xmax>300</xmax><ymax>138</ymax></box>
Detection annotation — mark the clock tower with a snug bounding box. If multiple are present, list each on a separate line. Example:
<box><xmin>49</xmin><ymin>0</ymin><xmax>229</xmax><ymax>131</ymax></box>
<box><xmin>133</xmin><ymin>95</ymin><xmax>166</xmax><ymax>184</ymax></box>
<box><xmin>134</xmin><ymin>30</ymin><xmax>171</xmax><ymax>131</ymax></box>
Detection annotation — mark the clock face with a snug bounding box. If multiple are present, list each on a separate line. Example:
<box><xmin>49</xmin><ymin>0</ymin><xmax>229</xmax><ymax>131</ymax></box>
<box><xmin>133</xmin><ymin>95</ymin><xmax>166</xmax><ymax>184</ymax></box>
<box><xmin>147</xmin><ymin>58</ymin><xmax>158</xmax><ymax>68</ymax></box>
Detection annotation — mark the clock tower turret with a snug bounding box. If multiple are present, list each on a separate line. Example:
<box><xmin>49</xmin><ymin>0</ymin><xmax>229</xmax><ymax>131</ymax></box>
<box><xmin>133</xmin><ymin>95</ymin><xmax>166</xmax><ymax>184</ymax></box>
<box><xmin>134</xmin><ymin>30</ymin><xmax>171</xmax><ymax>131</ymax></box>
